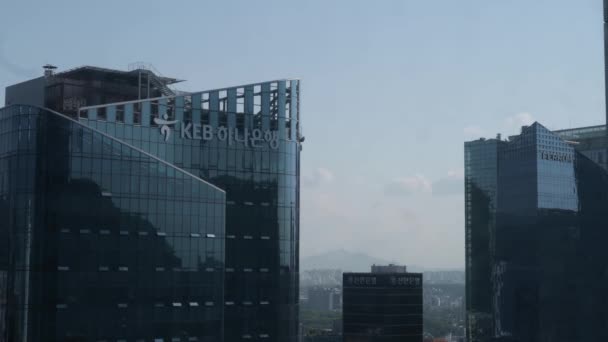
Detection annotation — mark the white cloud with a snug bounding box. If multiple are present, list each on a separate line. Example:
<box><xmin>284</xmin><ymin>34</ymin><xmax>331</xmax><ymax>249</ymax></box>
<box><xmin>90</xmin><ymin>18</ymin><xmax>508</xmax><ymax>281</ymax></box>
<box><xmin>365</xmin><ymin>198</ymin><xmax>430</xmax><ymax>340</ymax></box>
<box><xmin>446</xmin><ymin>168</ymin><xmax>464</xmax><ymax>179</ymax></box>
<box><xmin>302</xmin><ymin>168</ymin><xmax>468</xmax><ymax>267</ymax></box>
<box><xmin>385</xmin><ymin>169</ymin><xmax>464</xmax><ymax>197</ymax></box>
<box><xmin>385</xmin><ymin>175</ymin><xmax>432</xmax><ymax>196</ymax></box>
<box><xmin>432</xmin><ymin>168</ymin><xmax>464</xmax><ymax>196</ymax></box>
<box><xmin>303</xmin><ymin>167</ymin><xmax>335</xmax><ymax>187</ymax></box>
<box><xmin>505</xmin><ymin>112</ymin><xmax>535</xmax><ymax>130</ymax></box>
<box><xmin>464</xmin><ymin>112</ymin><xmax>536</xmax><ymax>140</ymax></box>
<box><xmin>301</xmin><ymin>187</ymin><xmax>465</xmax><ymax>268</ymax></box>
<box><xmin>316</xmin><ymin>167</ymin><xmax>334</xmax><ymax>183</ymax></box>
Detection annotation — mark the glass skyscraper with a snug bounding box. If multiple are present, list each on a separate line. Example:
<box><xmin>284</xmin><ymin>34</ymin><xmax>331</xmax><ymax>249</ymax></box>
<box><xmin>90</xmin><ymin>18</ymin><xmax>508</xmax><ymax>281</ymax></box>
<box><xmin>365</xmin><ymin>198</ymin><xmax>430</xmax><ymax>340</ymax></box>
<box><xmin>342</xmin><ymin>266</ymin><xmax>423</xmax><ymax>342</ymax></box>
<box><xmin>1</xmin><ymin>65</ymin><xmax>302</xmax><ymax>342</ymax></box>
<box><xmin>465</xmin><ymin>123</ymin><xmax>608</xmax><ymax>342</ymax></box>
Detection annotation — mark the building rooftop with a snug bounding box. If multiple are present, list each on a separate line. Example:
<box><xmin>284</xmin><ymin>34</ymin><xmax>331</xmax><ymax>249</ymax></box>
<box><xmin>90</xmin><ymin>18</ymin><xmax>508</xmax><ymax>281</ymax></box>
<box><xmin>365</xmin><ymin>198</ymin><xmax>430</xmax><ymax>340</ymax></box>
<box><xmin>371</xmin><ymin>264</ymin><xmax>408</xmax><ymax>274</ymax></box>
<box><xmin>52</xmin><ymin>65</ymin><xmax>184</xmax><ymax>86</ymax></box>
<box><xmin>553</xmin><ymin>124</ymin><xmax>606</xmax><ymax>140</ymax></box>
<box><xmin>469</xmin><ymin>123</ymin><xmax>607</xmax><ymax>144</ymax></box>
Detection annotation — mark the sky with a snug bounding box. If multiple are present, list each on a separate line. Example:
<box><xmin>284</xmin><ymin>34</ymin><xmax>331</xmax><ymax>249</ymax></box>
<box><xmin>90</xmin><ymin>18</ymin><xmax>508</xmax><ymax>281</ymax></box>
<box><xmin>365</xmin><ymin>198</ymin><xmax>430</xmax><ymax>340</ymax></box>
<box><xmin>0</xmin><ymin>0</ymin><xmax>605</xmax><ymax>268</ymax></box>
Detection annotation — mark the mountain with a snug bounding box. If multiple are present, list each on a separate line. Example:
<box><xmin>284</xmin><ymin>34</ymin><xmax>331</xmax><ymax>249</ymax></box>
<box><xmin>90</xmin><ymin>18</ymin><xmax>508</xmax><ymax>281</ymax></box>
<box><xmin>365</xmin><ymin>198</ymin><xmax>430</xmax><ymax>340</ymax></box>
<box><xmin>300</xmin><ymin>250</ymin><xmax>400</xmax><ymax>272</ymax></box>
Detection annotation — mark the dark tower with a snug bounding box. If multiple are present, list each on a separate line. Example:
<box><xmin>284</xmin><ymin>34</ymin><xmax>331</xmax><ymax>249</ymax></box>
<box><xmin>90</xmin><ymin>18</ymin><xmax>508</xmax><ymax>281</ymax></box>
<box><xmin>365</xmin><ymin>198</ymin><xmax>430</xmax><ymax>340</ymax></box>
<box><xmin>605</xmin><ymin>0</ymin><xmax>608</xmax><ymax>124</ymax></box>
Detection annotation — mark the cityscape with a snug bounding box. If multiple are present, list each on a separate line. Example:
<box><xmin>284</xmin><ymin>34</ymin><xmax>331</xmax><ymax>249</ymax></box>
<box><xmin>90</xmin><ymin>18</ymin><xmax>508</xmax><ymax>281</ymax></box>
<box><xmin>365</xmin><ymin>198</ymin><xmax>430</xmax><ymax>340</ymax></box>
<box><xmin>1</xmin><ymin>0</ymin><xmax>608</xmax><ymax>342</ymax></box>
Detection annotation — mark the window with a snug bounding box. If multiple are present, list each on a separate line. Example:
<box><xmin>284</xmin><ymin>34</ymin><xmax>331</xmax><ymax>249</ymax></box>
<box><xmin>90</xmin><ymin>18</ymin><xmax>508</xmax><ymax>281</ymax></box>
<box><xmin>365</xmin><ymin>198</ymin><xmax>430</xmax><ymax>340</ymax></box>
<box><xmin>134</xmin><ymin>103</ymin><xmax>141</xmax><ymax>124</ymax></box>
<box><xmin>97</xmin><ymin>107</ymin><xmax>107</xmax><ymax>120</ymax></box>
<box><xmin>116</xmin><ymin>105</ymin><xmax>124</xmax><ymax>122</ymax></box>
<box><xmin>151</xmin><ymin>101</ymin><xmax>159</xmax><ymax>126</ymax></box>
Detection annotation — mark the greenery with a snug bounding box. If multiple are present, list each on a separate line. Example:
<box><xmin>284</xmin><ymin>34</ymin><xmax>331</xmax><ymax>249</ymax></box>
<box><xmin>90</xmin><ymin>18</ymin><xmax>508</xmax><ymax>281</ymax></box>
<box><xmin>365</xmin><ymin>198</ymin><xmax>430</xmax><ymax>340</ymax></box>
<box><xmin>424</xmin><ymin>305</ymin><xmax>465</xmax><ymax>338</ymax></box>
<box><xmin>300</xmin><ymin>310</ymin><xmax>341</xmax><ymax>330</ymax></box>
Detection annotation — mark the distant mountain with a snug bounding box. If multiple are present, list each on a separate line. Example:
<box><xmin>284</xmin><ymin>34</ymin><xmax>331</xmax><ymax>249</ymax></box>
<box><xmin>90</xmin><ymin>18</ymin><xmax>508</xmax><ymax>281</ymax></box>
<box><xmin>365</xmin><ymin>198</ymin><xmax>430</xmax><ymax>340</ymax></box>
<box><xmin>301</xmin><ymin>250</ymin><xmax>400</xmax><ymax>272</ymax></box>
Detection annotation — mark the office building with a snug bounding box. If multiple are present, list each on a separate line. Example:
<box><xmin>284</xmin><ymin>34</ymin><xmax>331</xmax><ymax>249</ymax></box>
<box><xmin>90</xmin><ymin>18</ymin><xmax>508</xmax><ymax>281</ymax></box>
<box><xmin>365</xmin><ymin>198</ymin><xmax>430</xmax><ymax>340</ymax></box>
<box><xmin>465</xmin><ymin>123</ymin><xmax>608</xmax><ymax>341</ymax></box>
<box><xmin>554</xmin><ymin>125</ymin><xmax>608</xmax><ymax>170</ymax></box>
<box><xmin>0</xmin><ymin>65</ymin><xmax>302</xmax><ymax>342</ymax></box>
<box><xmin>604</xmin><ymin>0</ymin><xmax>608</xmax><ymax>124</ymax></box>
<box><xmin>306</xmin><ymin>287</ymin><xmax>341</xmax><ymax>312</ymax></box>
<box><xmin>343</xmin><ymin>265</ymin><xmax>423</xmax><ymax>342</ymax></box>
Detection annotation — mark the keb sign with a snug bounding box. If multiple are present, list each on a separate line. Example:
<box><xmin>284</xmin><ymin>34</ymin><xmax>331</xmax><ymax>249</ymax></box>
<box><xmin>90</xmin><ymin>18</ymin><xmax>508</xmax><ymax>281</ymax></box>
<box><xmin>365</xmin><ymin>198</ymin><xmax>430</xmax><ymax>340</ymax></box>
<box><xmin>154</xmin><ymin>114</ymin><xmax>279</xmax><ymax>149</ymax></box>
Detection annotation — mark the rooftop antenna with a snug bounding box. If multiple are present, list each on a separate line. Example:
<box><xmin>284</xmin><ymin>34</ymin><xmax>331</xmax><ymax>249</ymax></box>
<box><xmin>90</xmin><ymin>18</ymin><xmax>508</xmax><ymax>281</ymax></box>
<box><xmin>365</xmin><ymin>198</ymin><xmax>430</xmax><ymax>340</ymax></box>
<box><xmin>43</xmin><ymin>64</ymin><xmax>57</xmax><ymax>77</ymax></box>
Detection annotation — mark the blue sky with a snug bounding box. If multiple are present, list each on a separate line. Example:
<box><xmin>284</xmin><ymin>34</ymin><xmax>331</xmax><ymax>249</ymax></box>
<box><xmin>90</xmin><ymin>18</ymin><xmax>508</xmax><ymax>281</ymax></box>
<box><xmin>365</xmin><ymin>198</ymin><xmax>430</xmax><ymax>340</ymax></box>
<box><xmin>1</xmin><ymin>0</ymin><xmax>605</xmax><ymax>268</ymax></box>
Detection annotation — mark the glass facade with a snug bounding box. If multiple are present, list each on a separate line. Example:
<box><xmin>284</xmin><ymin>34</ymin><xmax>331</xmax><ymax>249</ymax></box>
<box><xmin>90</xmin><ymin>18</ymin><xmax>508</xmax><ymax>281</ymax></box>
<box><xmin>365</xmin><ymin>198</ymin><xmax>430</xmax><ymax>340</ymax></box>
<box><xmin>464</xmin><ymin>139</ymin><xmax>498</xmax><ymax>342</ymax></box>
<box><xmin>0</xmin><ymin>105</ymin><xmax>226</xmax><ymax>341</ymax></box>
<box><xmin>465</xmin><ymin>123</ymin><xmax>608</xmax><ymax>342</ymax></box>
<box><xmin>74</xmin><ymin>79</ymin><xmax>302</xmax><ymax>341</ymax></box>
<box><xmin>554</xmin><ymin>125</ymin><xmax>608</xmax><ymax>171</ymax></box>
<box><xmin>342</xmin><ymin>272</ymin><xmax>423</xmax><ymax>342</ymax></box>
<box><xmin>1</xmin><ymin>67</ymin><xmax>301</xmax><ymax>342</ymax></box>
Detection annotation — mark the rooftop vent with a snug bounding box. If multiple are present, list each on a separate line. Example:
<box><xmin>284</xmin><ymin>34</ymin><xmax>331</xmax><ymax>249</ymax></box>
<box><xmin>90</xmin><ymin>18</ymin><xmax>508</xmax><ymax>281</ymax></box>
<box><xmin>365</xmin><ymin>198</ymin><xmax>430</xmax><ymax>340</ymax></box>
<box><xmin>43</xmin><ymin>64</ymin><xmax>57</xmax><ymax>77</ymax></box>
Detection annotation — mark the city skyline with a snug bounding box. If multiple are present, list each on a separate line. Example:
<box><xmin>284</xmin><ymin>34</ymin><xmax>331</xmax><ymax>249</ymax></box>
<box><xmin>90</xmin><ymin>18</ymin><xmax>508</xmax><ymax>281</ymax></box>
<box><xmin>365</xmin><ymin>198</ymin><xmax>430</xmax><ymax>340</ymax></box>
<box><xmin>1</xmin><ymin>0</ymin><xmax>605</xmax><ymax>269</ymax></box>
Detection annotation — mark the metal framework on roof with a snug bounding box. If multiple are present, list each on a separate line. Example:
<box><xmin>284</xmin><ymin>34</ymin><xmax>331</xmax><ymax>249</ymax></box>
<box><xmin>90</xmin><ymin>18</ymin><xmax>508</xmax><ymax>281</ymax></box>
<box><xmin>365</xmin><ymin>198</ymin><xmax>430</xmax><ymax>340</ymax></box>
<box><xmin>554</xmin><ymin>124</ymin><xmax>606</xmax><ymax>139</ymax></box>
<box><xmin>54</xmin><ymin>65</ymin><xmax>184</xmax><ymax>85</ymax></box>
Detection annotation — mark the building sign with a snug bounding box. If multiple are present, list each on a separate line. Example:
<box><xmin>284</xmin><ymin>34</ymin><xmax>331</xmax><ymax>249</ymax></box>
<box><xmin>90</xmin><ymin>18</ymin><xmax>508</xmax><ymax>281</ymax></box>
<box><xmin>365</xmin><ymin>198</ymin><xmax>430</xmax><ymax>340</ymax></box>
<box><xmin>540</xmin><ymin>151</ymin><xmax>573</xmax><ymax>163</ymax></box>
<box><xmin>63</xmin><ymin>97</ymin><xmax>87</xmax><ymax>111</ymax></box>
<box><xmin>154</xmin><ymin>114</ymin><xmax>278</xmax><ymax>149</ymax></box>
<box><xmin>347</xmin><ymin>276</ymin><xmax>377</xmax><ymax>286</ymax></box>
<box><xmin>345</xmin><ymin>274</ymin><xmax>422</xmax><ymax>287</ymax></box>
<box><xmin>389</xmin><ymin>275</ymin><xmax>421</xmax><ymax>287</ymax></box>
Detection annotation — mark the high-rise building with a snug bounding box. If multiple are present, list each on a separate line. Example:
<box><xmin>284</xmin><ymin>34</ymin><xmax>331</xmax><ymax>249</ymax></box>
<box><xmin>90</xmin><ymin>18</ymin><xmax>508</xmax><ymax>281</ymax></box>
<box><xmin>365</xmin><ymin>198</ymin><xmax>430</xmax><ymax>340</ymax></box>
<box><xmin>554</xmin><ymin>124</ymin><xmax>608</xmax><ymax>170</ymax></box>
<box><xmin>0</xmin><ymin>65</ymin><xmax>302</xmax><ymax>342</ymax></box>
<box><xmin>464</xmin><ymin>137</ymin><xmax>498</xmax><ymax>342</ymax></box>
<box><xmin>604</xmin><ymin>0</ymin><xmax>608</xmax><ymax>124</ymax></box>
<box><xmin>306</xmin><ymin>287</ymin><xmax>341</xmax><ymax>312</ymax></box>
<box><xmin>465</xmin><ymin>123</ymin><xmax>608</xmax><ymax>342</ymax></box>
<box><xmin>342</xmin><ymin>265</ymin><xmax>423</xmax><ymax>342</ymax></box>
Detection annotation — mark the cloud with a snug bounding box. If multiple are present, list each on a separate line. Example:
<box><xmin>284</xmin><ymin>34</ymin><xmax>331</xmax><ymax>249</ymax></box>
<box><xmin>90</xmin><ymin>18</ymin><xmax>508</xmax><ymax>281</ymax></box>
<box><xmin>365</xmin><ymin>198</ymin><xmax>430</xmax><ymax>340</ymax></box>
<box><xmin>505</xmin><ymin>112</ymin><xmax>534</xmax><ymax>130</ymax></box>
<box><xmin>302</xmin><ymin>171</ymin><xmax>465</xmax><ymax>268</ymax></box>
<box><xmin>302</xmin><ymin>167</ymin><xmax>335</xmax><ymax>187</ymax></box>
<box><xmin>316</xmin><ymin>167</ymin><xmax>334</xmax><ymax>183</ymax></box>
<box><xmin>385</xmin><ymin>169</ymin><xmax>464</xmax><ymax>197</ymax></box>
<box><xmin>432</xmin><ymin>168</ymin><xmax>464</xmax><ymax>196</ymax></box>
<box><xmin>464</xmin><ymin>112</ymin><xmax>536</xmax><ymax>141</ymax></box>
<box><xmin>385</xmin><ymin>175</ymin><xmax>432</xmax><ymax>196</ymax></box>
<box><xmin>447</xmin><ymin>168</ymin><xmax>464</xmax><ymax>178</ymax></box>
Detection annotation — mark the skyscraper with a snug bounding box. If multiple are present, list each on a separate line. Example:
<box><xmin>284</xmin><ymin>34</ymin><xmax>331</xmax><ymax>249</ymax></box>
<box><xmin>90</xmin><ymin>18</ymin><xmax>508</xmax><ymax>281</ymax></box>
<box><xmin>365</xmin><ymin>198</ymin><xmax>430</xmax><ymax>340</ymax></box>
<box><xmin>464</xmin><ymin>138</ymin><xmax>498</xmax><ymax>342</ymax></box>
<box><xmin>604</xmin><ymin>0</ymin><xmax>608</xmax><ymax>124</ymax></box>
<box><xmin>0</xmin><ymin>65</ymin><xmax>302</xmax><ymax>342</ymax></box>
<box><xmin>554</xmin><ymin>125</ymin><xmax>608</xmax><ymax>170</ymax></box>
<box><xmin>343</xmin><ymin>265</ymin><xmax>423</xmax><ymax>342</ymax></box>
<box><xmin>465</xmin><ymin>123</ymin><xmax>608</xmax><ymax>341</ymax></box>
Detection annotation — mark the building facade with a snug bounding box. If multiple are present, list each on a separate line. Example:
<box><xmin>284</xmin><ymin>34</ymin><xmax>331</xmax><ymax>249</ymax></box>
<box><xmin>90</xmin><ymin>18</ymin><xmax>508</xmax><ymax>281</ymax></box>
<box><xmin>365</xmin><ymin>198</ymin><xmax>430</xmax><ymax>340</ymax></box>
<box><xmin>305</xmin><ymin>287</ymin><xmax>341</xmax><ymax>312</ymax></box>
<box><xmin>343</xmin><ymin>266</ymin><xmax>423</xmax><ymax>342</ymax></box>
<box><xmin>464</xmin><ymin>138</ymin><xmax>498</xmax><ymax>342</ymax></box>
<box><xmin>465</xmin><ymin>123</ymin><xmax>608</xmax><ymax>342</ymax></box>
<box><xmin>0</xmin><ymin>105</ymin><xmax>226</xmax><ymax>341</ymax></box>
<box><xmin>1</xmin><ymin>65</ymin><xmax>302</xmax><ymax>342</ymax></box>
<box><xmin>554</xmin><ymin>125</ymin><xmax>608</xmax><ymax>170</ymax></box>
